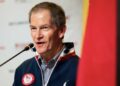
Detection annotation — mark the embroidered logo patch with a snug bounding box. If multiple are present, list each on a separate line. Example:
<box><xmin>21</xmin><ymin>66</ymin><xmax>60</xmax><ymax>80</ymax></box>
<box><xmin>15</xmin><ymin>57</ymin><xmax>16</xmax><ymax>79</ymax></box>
<box><xmin>22</xmin><ymin>73</ymin><xmax>35</xmax><ymax>86</ymax></box>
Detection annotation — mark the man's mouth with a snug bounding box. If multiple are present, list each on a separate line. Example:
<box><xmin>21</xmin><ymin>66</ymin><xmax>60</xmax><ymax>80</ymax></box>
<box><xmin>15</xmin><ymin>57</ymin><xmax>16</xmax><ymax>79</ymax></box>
<box><xmin>36</xmin><ymin>42</ymin><xmax>46</xmax><ymax>46</ymax></box>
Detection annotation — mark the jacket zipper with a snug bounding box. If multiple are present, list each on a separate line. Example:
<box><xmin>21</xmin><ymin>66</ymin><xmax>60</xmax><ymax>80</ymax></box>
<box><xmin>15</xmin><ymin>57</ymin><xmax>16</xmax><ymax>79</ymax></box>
<box><xmin>36</xmin><ymin>59</ymin><xmax>44</xmax><ymax>86</ymax></box>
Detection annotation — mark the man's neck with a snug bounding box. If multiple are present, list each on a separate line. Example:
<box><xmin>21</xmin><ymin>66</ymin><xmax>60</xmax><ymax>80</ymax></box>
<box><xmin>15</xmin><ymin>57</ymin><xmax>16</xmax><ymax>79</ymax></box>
<box><xmin>41</xmin><ymin>43</ymin><xmax>64</xmax><ymax>62</ymax></box>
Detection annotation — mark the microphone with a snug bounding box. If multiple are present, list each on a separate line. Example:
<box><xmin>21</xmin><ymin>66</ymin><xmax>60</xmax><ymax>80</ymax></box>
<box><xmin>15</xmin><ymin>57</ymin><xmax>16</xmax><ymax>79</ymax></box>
<box><xmin>0</xmin><ymin>43</ymin><xmax>34</xmax><ymax>67</ymax></box>
<box><xmin>23</xmin><ymin>43</ymin><xmax>34</xmax><ymax>51</ymax></box>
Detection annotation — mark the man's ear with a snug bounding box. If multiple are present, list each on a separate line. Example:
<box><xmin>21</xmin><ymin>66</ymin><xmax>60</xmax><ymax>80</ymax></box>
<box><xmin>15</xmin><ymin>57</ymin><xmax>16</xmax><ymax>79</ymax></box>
<box><xmin>59</xmin><ymin>26</ymin><xmax>66</xmax><ymax>39</ymax></box>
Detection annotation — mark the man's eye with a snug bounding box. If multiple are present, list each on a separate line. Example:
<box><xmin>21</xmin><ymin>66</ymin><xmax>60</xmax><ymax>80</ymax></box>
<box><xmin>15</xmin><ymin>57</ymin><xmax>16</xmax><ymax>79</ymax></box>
<box><xmin>31</xmin><ymin>27</ymin><xmax>36</xmax><ymax>30</ymax></box>
<box><xmin>41</xmin><ymin>26</ymin><xmax>49</xmax><ymax>30</ymax></box>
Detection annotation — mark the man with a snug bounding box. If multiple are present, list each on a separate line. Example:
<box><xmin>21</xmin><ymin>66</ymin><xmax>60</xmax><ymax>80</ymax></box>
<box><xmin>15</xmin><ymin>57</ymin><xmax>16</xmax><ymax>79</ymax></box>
<box><xmin>13</xmin><ymin>2</ymin><xmax>79</xmax><ymax>86</ymax></box>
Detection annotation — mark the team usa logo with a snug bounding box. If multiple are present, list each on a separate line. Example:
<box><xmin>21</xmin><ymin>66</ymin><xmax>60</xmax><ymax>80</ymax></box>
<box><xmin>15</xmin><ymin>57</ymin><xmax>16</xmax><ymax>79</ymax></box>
<box><xmin>22</xmin><ymin>73</ymin><xmax>35</xmax><ymax>86</ymax></box>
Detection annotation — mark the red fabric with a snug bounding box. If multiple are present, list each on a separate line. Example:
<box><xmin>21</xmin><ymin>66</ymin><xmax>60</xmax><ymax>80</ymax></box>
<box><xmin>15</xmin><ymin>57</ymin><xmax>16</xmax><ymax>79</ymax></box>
<box><xmin>76</xmin><ymin>0</ymin><xmax>116</xmax><ymax>86</ymax></box>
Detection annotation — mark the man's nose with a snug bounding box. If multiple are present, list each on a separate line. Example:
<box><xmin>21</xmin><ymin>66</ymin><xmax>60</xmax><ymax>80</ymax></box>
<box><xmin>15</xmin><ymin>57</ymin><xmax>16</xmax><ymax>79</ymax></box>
<box><xmin>36</xmin><ymin>29</ymin><xmax>43</xmax><ymax>40</ymax></box>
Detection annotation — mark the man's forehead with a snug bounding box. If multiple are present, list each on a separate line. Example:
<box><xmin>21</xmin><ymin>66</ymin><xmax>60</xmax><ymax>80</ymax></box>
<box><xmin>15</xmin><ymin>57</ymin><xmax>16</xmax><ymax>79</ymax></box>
<box><xmin>31</xmin><ymin>9</ymin><xmax>51</xmax><ymax>17</ymax></box>
<box><xmin>30</xmin><ymin>10</ymin><xmax>52</xmax><ymax>21</ymax></box>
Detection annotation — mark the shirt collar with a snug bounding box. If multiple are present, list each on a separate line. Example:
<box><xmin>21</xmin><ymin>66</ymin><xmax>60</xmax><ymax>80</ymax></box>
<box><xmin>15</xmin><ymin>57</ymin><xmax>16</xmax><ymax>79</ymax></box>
<box><xmin>38</xmin><ymin>45</ymin><xmax>65</xmax><ymax>68</ymax></box>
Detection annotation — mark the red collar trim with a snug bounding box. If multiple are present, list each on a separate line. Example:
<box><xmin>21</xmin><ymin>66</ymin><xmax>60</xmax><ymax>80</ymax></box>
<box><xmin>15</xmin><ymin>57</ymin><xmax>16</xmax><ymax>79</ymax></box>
<box><xmin>35</xmin><ymin>55</ymin><xmax>39</xmax><ymax>61</ymax></box>
<box><xmin>59</xmin><ymin>52</ymin><xmax>76</xmax><ymax>61</ymax></box>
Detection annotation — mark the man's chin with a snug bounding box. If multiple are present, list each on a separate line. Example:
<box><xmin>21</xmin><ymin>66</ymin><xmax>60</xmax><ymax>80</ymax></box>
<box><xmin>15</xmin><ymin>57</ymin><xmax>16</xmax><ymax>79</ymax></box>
<box><xmin>36</xmin><ymin>49</ymin><xmax>46</xmax><ymax>55</ymax></box>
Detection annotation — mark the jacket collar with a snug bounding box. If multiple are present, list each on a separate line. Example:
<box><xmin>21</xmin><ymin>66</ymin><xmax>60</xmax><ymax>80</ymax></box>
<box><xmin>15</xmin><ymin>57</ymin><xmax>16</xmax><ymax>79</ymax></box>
<box><xmin>35</xmin><ymin>42</ymin><xmax>76</xmax><ymax>62</ymax></box>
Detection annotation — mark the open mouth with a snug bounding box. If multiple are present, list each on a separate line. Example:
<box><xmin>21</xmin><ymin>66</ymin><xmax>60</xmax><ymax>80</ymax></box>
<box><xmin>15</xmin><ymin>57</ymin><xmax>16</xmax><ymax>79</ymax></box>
<box><xmin>36</xmin><ymin>42</ymin><xmax>45</xmax><ymax>44</ymax></box>
<box><xmin>36</xmin><ymin>42</ymin><xmax>46</xmax><ymax>46</ymax></box>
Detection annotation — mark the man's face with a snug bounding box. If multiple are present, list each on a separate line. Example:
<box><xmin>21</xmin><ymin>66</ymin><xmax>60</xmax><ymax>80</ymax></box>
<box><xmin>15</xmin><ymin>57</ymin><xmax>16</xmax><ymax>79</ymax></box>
<box><xmin>30</xmin><ymin>10</ymin><xmax>65</xmax><ymax>55</ymax></box>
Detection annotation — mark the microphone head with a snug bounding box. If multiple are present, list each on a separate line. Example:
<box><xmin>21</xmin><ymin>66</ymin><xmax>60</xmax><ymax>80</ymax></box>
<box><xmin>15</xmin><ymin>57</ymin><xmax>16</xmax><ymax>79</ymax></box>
<box><xmin>24</xmin><ymin>43</ymin><xmax>34</xmax><ymax>51</ymax></box>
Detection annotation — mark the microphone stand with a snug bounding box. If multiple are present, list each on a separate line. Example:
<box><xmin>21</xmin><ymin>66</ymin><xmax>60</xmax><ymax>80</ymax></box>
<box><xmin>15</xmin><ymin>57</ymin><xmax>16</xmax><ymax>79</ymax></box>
<box><xmin>0</xmin><ymin>49</ymin><xmax>25</xmax><ymax>67</ymax></box>
<box><xmin>0</xmin><ymin>43</ymin><xmax>34</xmax><ymax>67</ymax></box>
